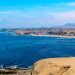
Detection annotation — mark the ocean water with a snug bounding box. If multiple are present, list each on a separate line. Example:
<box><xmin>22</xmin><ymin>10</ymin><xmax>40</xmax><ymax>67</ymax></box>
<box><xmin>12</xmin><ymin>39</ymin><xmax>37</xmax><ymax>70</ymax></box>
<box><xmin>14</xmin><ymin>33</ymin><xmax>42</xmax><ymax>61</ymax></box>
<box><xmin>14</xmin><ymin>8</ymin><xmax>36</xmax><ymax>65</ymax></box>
<box><xmin>0</xmin><ymin>32</ymin><xmax>75</xmax><ymax>67</ymax></box>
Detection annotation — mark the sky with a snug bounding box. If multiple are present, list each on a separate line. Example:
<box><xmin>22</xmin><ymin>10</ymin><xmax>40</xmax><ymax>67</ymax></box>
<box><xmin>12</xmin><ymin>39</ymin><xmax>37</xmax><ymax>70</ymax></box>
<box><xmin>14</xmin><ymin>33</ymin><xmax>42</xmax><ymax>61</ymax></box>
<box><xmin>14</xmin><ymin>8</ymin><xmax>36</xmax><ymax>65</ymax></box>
<box><xmin>0</xmin><ymin>0</ymin><xmax>75</xmax><ymax>28</ymax></box>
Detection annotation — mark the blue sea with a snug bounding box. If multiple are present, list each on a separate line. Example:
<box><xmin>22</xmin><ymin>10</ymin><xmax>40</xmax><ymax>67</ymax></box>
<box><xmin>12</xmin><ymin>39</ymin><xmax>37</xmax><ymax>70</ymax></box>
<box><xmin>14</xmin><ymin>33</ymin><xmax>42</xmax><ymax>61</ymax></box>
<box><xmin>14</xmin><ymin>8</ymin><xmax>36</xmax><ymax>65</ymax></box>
<box><xmin>0</xmin><ymin>32</ymin><xmax>75</xmax><ymax>67</ymax></box>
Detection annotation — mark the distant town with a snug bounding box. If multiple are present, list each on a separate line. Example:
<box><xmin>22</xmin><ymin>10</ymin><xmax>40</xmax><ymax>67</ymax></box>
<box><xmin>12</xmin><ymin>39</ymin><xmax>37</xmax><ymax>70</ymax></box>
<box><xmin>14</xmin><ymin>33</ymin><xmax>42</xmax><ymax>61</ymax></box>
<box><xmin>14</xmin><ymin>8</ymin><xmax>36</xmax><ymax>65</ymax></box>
<box><xmin>1</xmin><ymin>23</ymin><xmax>75</xmax><ymax>38</ymax></box>
<box><xmin>1</xmin><ymin>28</ymin><xmax>75</xmax><ymax>37</ymax></box>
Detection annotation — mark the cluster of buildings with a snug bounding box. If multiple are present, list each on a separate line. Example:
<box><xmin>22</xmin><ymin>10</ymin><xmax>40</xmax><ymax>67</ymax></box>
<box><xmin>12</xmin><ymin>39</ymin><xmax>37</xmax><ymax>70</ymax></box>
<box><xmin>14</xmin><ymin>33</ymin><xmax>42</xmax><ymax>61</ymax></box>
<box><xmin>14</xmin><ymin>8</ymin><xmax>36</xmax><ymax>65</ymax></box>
<box><xmin>13</xmin><ymin>28</ymin><xmax>75</xmax><ymax>36</ymax></box>
<box><xmin>1</xmin><ymin>28</ymin><xmax>75</xmax><ymax>36</ymax></box>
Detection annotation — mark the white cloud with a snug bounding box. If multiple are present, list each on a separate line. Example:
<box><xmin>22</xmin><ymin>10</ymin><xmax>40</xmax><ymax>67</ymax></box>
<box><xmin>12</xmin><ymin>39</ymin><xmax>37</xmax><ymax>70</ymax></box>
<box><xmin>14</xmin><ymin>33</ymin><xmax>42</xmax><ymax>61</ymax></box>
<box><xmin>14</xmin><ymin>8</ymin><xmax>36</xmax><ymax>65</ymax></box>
<box><xmin>67</xmin><ymin>2</ymin><xmax>75</xmax><ymax>6</ymax></box>
<box><xmin>49</xmin><ymin>11</ymin><xmax>75</xmax><ymax>25</ymax></box>
<box><xmin>0</xmin><ymin>10</ymin><xmax>75</xmax><ymax>28</ymax></box>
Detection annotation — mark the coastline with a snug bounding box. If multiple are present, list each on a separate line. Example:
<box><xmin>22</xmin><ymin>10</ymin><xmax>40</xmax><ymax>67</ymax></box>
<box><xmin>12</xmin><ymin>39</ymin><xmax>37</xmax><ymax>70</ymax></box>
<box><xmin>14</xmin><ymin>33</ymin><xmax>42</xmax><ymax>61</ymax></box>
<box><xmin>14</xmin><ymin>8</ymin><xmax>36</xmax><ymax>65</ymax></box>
<box><xmin>31</xmin><ymin>34</ymin><xmax>75</xmax><ymax>38</ymax></box>
<box><xmin>2</xmin><ymin>32</ymin><xmax>75</xmax><ymax>38</ymax></box>
<box><xmin>1</xmin><ymin>57</ymin><xmax>75</xmax><ymax>75</ymax></box>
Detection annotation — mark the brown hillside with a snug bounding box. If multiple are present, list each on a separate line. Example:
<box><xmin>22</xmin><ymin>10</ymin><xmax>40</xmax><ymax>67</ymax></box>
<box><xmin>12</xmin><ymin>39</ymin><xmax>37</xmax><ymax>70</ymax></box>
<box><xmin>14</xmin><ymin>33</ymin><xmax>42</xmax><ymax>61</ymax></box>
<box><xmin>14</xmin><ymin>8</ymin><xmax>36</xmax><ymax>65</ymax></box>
<box><xmin>32</xmin><ymin>57</ymin><xmax>75</xmax><ymax>75</ymax></box>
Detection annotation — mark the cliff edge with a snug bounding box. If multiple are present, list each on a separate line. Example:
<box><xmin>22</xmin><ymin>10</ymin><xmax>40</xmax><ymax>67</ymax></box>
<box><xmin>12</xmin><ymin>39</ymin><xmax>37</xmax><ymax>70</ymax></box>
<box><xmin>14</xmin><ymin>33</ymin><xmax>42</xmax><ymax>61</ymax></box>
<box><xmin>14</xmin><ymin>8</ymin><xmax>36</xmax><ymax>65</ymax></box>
<box><xmin>32</xmin><ymin>57</ymin><xmax>75</xmax><ymax>75</ymax></box>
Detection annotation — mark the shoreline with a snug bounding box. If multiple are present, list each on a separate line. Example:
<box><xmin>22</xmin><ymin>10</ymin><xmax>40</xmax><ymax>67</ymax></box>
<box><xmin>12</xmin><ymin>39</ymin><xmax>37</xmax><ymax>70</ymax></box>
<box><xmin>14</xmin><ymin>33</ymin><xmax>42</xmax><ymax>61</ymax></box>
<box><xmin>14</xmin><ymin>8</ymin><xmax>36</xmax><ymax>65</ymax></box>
<box><xmin>0</xmin><ymin>57</ymin><xmax>75</xmax><ymax>75</ymax></box>
<box><xmin>1</xmin><ymin>32</ymin><xmax>75</xmax><ymax>38</ymax></box>
<box><xmin>31</xmin><ymin>34</ymin><xmax>75</xmax><ymax>38</ymax></box>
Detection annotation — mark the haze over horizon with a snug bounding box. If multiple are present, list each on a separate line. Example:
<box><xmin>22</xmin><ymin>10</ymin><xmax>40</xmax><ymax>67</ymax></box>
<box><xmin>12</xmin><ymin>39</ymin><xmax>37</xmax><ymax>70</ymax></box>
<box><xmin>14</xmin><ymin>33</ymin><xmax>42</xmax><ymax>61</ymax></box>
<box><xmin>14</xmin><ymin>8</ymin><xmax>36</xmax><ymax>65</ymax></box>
<box><xmin>0</xmin><ymin>0</ymin><xmax>75</xmax><ymax>28</ymax></box>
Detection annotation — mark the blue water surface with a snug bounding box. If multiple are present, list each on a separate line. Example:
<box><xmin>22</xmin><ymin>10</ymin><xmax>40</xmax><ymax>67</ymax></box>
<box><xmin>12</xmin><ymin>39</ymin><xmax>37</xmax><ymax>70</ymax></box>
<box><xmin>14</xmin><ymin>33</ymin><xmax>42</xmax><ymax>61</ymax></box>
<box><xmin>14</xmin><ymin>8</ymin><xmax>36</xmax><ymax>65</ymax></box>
<box><xmin>0</xmin><ymin>32</ymin><xmax>75</xmax><ymax>67</ymax></box>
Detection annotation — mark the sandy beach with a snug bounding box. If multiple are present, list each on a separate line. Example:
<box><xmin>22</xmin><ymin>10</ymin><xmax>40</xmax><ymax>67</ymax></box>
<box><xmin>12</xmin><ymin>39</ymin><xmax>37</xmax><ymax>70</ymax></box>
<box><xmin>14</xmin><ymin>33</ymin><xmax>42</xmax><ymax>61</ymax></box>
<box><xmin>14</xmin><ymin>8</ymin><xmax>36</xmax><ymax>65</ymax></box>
<box><xmin>31</xmin><ymin>34</ymin><xmax>75</xmax><ymax>38</ymax></box>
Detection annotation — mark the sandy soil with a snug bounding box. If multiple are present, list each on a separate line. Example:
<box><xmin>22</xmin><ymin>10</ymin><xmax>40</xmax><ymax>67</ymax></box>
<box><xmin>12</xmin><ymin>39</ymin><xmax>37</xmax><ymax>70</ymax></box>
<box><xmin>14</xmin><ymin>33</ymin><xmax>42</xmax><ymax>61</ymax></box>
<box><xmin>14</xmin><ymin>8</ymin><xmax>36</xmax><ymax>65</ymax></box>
<box><xmin>32</xmin><ymin>57</ymin><xmax>75</xmax><ymax>75</ymax></box>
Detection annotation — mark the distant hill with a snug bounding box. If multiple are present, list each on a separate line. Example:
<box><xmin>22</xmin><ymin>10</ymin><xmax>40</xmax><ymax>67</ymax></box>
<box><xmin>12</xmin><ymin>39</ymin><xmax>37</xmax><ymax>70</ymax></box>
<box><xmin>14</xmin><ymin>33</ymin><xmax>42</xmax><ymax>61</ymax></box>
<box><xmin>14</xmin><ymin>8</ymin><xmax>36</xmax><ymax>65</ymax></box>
<box><xmin>53</xmin><ymin>23</ymin><xmax>75</xmax><ymax>28</ymax></box>
<box><xmin>62</xmin><ymin>23</ymin><xmax>75</xmax><ymax>28</ymax></box>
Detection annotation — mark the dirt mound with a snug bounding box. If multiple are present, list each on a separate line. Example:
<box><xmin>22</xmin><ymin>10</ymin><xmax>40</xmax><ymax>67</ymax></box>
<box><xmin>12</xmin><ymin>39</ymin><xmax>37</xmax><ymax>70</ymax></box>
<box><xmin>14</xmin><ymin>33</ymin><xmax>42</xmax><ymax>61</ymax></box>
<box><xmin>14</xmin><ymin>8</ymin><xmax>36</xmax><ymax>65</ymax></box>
<box><xmin>32</xmin><ymin>57</ymin><xmax>75</xmax><ymax>75</ymax></box>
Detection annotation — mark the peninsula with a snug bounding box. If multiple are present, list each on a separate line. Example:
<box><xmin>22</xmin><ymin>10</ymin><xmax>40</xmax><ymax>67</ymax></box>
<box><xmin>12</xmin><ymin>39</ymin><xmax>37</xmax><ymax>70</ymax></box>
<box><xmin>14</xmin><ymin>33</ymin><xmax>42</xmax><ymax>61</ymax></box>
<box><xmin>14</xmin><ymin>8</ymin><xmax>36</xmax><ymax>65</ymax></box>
<box><xmin>4</xmin><ymin>28</ymin><xmax>75</xmax><ymax>38</ymax></box>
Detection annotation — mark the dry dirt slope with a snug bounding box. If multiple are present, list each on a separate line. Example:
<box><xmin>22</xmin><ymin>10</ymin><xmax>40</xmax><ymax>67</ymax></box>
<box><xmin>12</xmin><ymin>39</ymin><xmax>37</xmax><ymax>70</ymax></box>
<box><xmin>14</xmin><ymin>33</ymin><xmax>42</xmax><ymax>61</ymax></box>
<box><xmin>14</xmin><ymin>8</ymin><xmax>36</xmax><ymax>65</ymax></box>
<box><xmin>32</xmin><ymin>57</ymin><xmax>75</xmax><ymax>75</ymax></box>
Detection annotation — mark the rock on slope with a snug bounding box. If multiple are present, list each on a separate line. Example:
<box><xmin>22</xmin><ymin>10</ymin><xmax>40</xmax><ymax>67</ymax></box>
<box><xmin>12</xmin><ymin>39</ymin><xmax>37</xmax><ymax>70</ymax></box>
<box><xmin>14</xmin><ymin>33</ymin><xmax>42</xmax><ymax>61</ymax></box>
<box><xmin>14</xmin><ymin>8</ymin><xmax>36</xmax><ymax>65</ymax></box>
<box><xmin>32</xmin><ymin>57</ymin><xmax>75</xmax><ymax>75</ymax></box>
